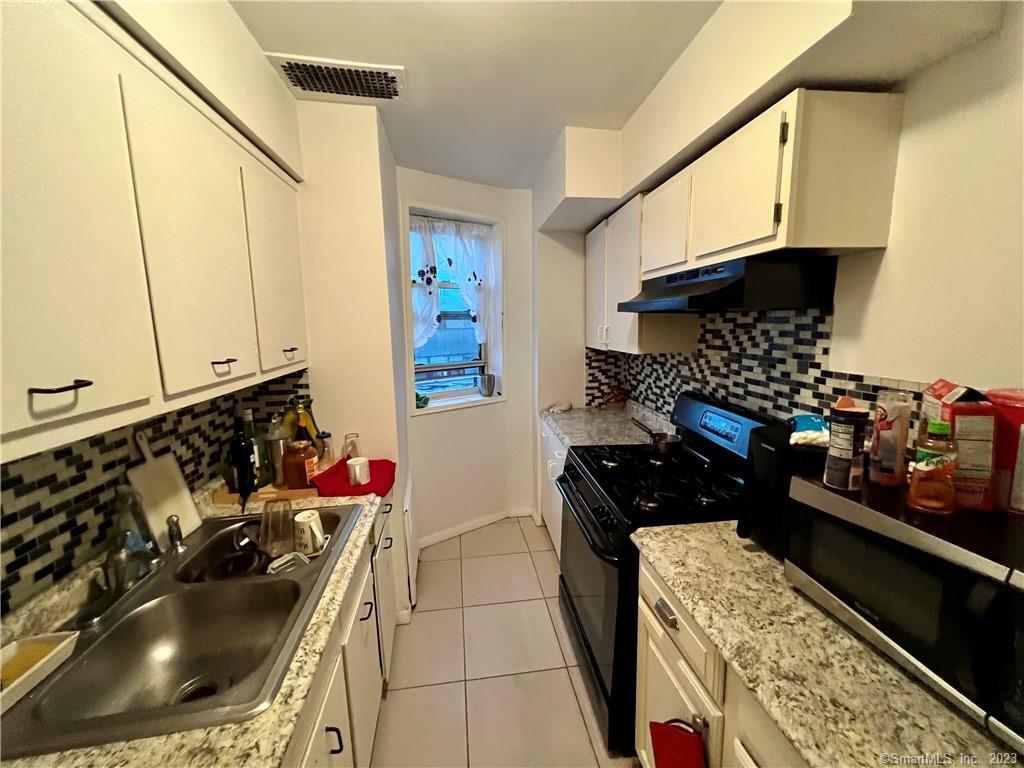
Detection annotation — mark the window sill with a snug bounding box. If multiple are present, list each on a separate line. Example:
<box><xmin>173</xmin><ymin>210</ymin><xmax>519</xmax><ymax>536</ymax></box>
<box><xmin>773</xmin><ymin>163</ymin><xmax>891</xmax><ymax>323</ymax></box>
<box><xmin>411</xmin><ymin>392</ymin><xmax>506</xmax><ymax>416</ymax></box>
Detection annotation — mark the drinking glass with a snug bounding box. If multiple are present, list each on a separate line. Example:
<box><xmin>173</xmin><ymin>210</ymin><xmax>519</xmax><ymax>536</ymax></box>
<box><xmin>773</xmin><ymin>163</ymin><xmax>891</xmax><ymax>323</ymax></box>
<box><xmin>260</xmin><ymin>500</ymin><xmax>295</xmax><ymax>558</ymax></box>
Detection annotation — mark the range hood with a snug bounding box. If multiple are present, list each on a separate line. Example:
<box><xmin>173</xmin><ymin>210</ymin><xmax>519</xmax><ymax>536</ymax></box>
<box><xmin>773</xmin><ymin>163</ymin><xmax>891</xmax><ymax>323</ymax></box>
<box><xmin>618</xmin><ymin>255</ymin><xmax>837</xmax><ymax>313</ymax></box>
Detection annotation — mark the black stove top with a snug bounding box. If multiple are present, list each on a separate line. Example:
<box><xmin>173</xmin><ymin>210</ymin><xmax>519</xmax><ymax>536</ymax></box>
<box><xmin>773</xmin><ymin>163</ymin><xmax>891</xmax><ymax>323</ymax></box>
<box><xmin>568</xmin><ymin>443</ymin><xmax>744</xmax><ymax>531</ymax></box>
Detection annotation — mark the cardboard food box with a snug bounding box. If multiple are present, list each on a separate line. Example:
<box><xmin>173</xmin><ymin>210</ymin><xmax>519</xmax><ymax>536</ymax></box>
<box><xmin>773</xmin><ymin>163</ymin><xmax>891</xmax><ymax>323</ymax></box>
<box><xmin>921</xmin><ymin>380</ymin><xmax>996</xmax><ymax>511</ymax></box>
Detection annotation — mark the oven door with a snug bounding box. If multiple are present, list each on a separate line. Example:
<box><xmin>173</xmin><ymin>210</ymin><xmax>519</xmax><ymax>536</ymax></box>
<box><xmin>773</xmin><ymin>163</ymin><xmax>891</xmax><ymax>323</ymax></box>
<box><xmin>556</xmin><ymin>473</ymin><xmax>621</xmax><ymax>698</ymax></box>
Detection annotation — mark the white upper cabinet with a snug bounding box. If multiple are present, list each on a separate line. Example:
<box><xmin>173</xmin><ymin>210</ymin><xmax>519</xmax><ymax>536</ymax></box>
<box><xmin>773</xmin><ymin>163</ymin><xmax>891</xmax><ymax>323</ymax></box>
<box><xmin>641</xmin><ymin>170</ymin><xmax>692</xmax><ymax>278</ymax></box>
<box><xmin>642</xmin><ymin>89</ymin><xmax>903</xmax><ymax>274</ymax></box>
<box><xmin>585</xmin><ymin>221</ymin><xmax>608</xmax><ymax>350</ymax></box>
<box><xmin>604</xmin><ymin>195</ymin><xmax>642</xmax><ymax>354</ymax></box>
<box><xmin>1</xmin><ymin>2</ymin><xmax>160</xmax><ymax>435</ymax></box>
<box><xmin>242</xmin><ymin>160</ymin><xmax>308</xmax><ymax>372</ymax></box>
<box><xmin>122</xmin><ymin>69</ymin><xmax>259</xmax><ymax>396</ymax></box>
<box><xmin>690</xmin><ymin>104</ymin><xmax>787</xmax><ymax>260</ymax></box>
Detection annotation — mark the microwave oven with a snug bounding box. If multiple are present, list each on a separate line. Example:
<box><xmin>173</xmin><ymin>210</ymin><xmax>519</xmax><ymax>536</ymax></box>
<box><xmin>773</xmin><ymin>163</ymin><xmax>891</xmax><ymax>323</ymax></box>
<box><xmin>786</xmin><ymin>476</ymin><xmax>1024</xmax><ymax>752</ymax></box>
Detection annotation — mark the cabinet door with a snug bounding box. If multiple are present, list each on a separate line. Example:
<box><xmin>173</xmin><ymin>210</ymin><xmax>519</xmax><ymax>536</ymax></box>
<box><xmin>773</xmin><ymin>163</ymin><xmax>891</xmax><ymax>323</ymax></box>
<box><xmin>301</xmin><ymin>651</ymin><xmax>354</xmax><ymax>768</ymax></box>
<box><xmin>604</xmin><ymin>195</ymin><xmax>642</xmax><ymax>354</ymax></box>
<box><xmin>636</xmin><ymin>600</ymin><xmax>724</xmax><ymax>768</ymax></box>
<box><xmin>343</xmin><ymin>561</ymin><xmax>382</xmax><ymax>767</ymax></box>
<box><xmin>373</xmin><ymin>516</ymin><xmax>398</xmax><ymax>681</ymax></box>
<box><xmin>541</xmin><ymin>432</ymin><xmax>567</xmax><ymax>559</ymax></box>
<box><xmin>122</xmin><ymin>70</ymin><xmax>258</xmax><ymax>396</ymax></box>
<box><xmin>242</xmin><ymin>160</ymin><xmax>308</xmax><ymax>373</ymax></box>
<box><xmin>584</xmin><ymin>222</ymin><xmax>607</xmax><ymax>349</ymax></box>
<box><xmin>641</xmin><ymin>171</ymin><xmax>692</xmax><ymax>277</ymax></box>
<box><xmin>1</xmin><ymin>3</ymin><xmax>159</xmax><ymax>434</ymax></box>
<box><xmin>690</xmin><ymin>106</ymin><xmax>787</xmax><ymax>259</ymax></box>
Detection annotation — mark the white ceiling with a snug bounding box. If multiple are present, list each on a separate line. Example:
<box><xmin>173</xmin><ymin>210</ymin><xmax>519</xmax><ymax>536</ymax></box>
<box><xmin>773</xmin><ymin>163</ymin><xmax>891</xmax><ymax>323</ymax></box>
<box><xmin>232</xmin><ymin>1</ymin><xmax>719</xmax><ymax>189</ymax></box>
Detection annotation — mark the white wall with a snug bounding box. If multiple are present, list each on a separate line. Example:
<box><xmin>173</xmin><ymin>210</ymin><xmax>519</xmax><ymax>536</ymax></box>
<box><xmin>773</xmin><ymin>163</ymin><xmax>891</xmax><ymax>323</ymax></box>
<box><xmin>106</xmin><ymin>1</ymin><xmax>303</xmax><ymax>177</ymax></box>
<box><xmin>831</xmin><ymin>4</ymin><xmax>1024</xmax><ymax>389</ymax></box>
<box><xmin>397</xmin><ymin>168</ymin><xmax>535</xmax><ymax>541</ymax></box>
<box><xmin>296</xmin><ymin>102</ymin><xmax>400</xmax><ymax>464</ymax></box>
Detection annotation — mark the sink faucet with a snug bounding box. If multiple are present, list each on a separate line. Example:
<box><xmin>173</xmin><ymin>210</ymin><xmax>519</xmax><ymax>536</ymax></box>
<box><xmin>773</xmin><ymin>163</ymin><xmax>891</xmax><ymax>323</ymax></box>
<box><xmin>167</xmin><ymin>515</ymin><xmax>188</xmax><ymax>554</ymax></box>
<box><xmin>74</xmin><ymin>530</ymin><xmax>161</xmax><ymax>629</ymax></box>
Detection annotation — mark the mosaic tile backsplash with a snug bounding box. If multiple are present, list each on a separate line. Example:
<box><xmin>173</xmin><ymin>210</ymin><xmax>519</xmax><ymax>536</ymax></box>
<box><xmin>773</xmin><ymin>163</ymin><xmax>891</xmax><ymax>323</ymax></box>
<box><xmin>0</xmin><ymin>369</ymin><xmax>310</xmax><ymax>615</ymax></box>
<box><xmin>586</xmin><ymin>309</ymin><xmax>928</xmax><ymax>424</ymax></box>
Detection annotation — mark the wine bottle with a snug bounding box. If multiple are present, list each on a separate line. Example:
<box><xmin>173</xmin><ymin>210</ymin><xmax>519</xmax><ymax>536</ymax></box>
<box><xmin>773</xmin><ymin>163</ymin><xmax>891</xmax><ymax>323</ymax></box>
<box><xmin>228</xmin><ymin>416</ymin><xmax>258</xmax><ymax>510</ymax></box>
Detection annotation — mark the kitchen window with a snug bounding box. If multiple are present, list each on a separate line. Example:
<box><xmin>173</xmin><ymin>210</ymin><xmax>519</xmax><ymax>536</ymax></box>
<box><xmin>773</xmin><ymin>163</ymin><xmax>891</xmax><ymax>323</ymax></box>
<box><xmin>409</xmin><ymin>213</ymin><xmax>501</xmax><ymax>407</ymax></box>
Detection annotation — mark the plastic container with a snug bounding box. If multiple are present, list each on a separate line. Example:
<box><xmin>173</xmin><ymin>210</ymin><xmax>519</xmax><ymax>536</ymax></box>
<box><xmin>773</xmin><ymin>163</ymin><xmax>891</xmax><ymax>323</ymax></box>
<box><xmin>987</xmin><ymin>388</ymin><xmax>1024</xmax><ymax>514</ymax></box>
<box><xmin>824</xmin><ymin>406</ymin><xmax>871</xmax><ymax>491</ymax></box>
<box><xmin>907</xmin><ymin>420</ymin><xmax>958</xmax><ymax>515</ymax></box>
<box><xmin>869</xmin><ymin>390</ymin><xmax>912</xmax><ymax>486</ymax></box>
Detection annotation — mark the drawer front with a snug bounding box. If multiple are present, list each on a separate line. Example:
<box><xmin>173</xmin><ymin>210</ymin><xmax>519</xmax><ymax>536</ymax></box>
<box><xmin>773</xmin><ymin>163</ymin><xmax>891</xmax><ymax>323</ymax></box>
<box><xmin>640</xmin><ymin>557</ymin><xmax>725</xmax><ymax>701</ymax></box>
<box><xmin>724</xmin><ymin>668</ymin><xmax>807</xmax><ymax>768</ymax></box>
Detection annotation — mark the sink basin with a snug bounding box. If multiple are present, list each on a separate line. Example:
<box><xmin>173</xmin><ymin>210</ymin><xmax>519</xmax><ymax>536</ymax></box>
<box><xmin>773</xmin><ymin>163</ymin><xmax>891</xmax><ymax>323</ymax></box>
<box><xmin>0</xmin><ymin>503</ymin><xmax>363</xmax><ymax>759</ymax></box>
<box><xmin>37</xmin><ymin>580</ymin><xmax>300</xmax><ymax>722</ymax></box>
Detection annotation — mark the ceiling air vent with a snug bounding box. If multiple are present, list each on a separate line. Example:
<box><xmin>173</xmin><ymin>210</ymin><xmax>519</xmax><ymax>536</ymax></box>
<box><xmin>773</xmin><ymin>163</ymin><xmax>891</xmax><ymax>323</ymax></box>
<box><xmin>266</xmin><ymin>53</ymin><xmax>406</xmax><ymax>103</ymax></box>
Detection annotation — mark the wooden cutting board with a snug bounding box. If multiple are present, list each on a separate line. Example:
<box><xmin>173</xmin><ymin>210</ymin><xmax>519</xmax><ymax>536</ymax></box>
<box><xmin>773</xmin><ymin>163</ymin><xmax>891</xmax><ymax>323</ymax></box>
<box><xmin>211</xmin><ymin>485</ymin><xmax>319</xmax><ymax>506</ymax></box>
<box><xmin>127</xmin><ymin>432</ymin><xmax>202</xmax><ymax>553</ymax></box>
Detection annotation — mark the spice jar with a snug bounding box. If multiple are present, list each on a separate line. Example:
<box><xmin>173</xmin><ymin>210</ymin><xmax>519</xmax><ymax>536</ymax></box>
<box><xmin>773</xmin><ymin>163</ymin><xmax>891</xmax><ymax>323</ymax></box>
<box><xmin>907</xmin><ymin>421</ymin><xmax>958</xmax><ymax>514</ymax></box>
<box><xmin>283</xmin><ymin>440</ymin><xmax>318</xmax><ymax>490</ymax></box>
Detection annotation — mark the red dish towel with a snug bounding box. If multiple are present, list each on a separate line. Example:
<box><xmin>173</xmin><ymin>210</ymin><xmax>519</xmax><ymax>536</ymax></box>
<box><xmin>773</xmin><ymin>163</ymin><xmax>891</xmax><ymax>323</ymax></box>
<box><xmin>649</xmin><ymin>720</ymin><xmax>706</xmax><ymax>768</ymax></box>
<box><xmin>312</xmin><ymin>458</ymin><xmax>397</xmax><ymax>498</ymax></box>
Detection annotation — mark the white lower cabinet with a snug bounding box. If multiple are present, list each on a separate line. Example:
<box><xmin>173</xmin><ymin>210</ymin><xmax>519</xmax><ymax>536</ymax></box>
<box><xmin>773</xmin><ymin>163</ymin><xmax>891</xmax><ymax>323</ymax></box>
<box><xmin>636</xmin><ymin>599</ymin><xmax>724</xmax><ymax>768</ymax></box>
<box><xmin>344</xmin><ymin>556</ymin><xmax>383</xmax><ymax>767</ymax></box>
<box><xmin>373</xmin><ymin>514</ymin><xmax>398</xmax><ymax>680</ymax></box>
<box><xmin>303</xmin><ymin>650</ymin><xmax>354</xmax><ymax>768</ymax></box>
<box><xmin>637</xmin><ymin>556</ymin><xmax>807</xmax><ymax>768</ymax></box>
<box><xmin>539</xmin><ymin>423</ymin><xmax>567</xmax><ymax>559</ymax></box>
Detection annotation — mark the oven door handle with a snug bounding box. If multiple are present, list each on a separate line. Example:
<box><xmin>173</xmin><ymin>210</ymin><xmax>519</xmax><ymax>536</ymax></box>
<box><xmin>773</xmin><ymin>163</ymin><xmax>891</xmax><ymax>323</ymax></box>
<box><xmin>556</xmin><ymin>475</ymin><xmax>621</xmax><ymax>567</ymax></box>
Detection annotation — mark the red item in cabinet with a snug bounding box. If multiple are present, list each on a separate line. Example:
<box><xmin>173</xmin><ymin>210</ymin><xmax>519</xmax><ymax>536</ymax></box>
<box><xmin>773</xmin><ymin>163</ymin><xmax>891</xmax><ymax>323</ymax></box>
<box><xmin>987</xmin><ymin>388</ymin><xmax>1024</xmax><ymax>514</ymax></box>
<box><xmin>649</xmin><ymin>720</ymin><xmax>706</xmax><ymax>768</ymax></box>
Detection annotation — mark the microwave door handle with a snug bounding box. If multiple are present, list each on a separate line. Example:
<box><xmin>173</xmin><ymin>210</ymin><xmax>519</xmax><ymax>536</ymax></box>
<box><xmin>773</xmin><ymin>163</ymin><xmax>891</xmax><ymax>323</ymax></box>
<box><xmin>556</xmin><ymin>476</ymin><xmax>621</xmax><ymax>566</ymax></box>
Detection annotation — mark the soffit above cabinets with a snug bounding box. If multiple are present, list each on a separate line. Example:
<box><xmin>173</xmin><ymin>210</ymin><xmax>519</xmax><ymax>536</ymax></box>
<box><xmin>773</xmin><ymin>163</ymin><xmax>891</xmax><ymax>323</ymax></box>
<box><xmin>535</xmin><ymin>0</ymin><xmax>1003</xmax><ymax>233</ymax></box>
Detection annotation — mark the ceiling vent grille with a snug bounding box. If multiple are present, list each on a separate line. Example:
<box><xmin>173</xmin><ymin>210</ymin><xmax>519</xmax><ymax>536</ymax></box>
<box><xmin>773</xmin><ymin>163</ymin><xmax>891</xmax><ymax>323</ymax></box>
<box><xmin>266</xmin><ymin>53</ymin><xmax>406</xmax><ymax>103</ymax></box>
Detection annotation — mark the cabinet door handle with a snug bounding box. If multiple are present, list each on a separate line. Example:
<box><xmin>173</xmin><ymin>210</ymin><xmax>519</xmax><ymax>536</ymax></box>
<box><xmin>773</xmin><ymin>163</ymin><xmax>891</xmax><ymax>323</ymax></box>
<box><xmin>283</xmin><ymin>346</ymin><xmax>299</xmax><ymax>353</ymax></box>
<box><xmin>211</xmin><ymin>358</ymin><xmax>238</xmax><ymax>366</ymax></box>
<box><xmin>359</xmin><ymin>601</ymin><xmax>374</xmax><ymax>621</ymax></box>
<box><xmin>654</xmin><ymin>597</ymin><xmax>679</xmax><ymax>630</ymax></box>
<box><xmin>28</xmin><ymin>378</ymin><xmax>93</xmax><ymax>395</ymax></box>
<box><xmin>383</xmin><ymin>536</ymin><xmax>394</xmax><ymax>550</ymax></box>
<box><xmin>547</xmin><ymin>460</ymin><xmax>560</xmax><ymax>480</ymax></box>
<box><xmin>554</xmin><ymin>450</ymin><xmax>566</xmax><ymax>460</ymax></box>
<box><xmin>382</xmin><ymin>503</ymin><xmax>393</xmax><ymax>514</ymax></box>
<box><xmin>326</xmin><ymin>726</ymin><xmax>344</xmax><ymax>755</ymax></box>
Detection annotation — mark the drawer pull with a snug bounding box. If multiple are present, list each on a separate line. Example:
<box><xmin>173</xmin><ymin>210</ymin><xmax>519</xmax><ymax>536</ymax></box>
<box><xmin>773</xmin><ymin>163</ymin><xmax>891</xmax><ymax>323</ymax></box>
<box><xmin>554</xmin><ymin>450</ymin><xmax>566</xmax><ymax>460</ymax></box>
<box><xmin>210</xmin><ymin>357</ymin><xmax>238</xmax><ymax>366</ymax></box>
<box><xmin>359</xmin><ymin>601</ymin><xmax>374</xmax><ymax>621</ymax></box>
<box><xmin>326</xmin><ymin>726</ymin><xmax>344</xmax><ymax>754</ymax></box>
<box><xmin>382</xmin><ymin>503</ymin><xmax>393</xmax><ymax>514</ymax></box>
<box><xmin>28</xmin><ymin>378</ymin><xmax>93</xmax><ymax>395</ymax></box>
<box><xmin>383</xmin><ymin>536</ymin><xmax>394</xmax><ymax>550</ymax></box>
<box><xmin>283</xmin><ymin>346</ymin><xmax>299</xmax><ymax>353</ymax></box>
<box><xmin>654</xmin><ymin>597</ymin><xmax>679</xmax><ymax>630</ymax></box>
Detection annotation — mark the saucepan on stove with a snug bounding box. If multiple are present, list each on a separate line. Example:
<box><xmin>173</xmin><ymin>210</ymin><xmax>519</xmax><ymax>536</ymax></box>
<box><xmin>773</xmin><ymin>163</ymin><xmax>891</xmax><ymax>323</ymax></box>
<box><xmin>631</xmin><ymin>418</ymin><xmax>683</xmax><ymax>455</ymax></box>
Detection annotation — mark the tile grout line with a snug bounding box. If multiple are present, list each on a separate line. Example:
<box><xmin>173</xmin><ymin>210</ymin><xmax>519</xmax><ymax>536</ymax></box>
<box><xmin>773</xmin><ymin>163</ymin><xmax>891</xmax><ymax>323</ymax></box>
<box><xmin>524</xmin><ymin>545</ymin><xmax>567</xmax><ymax>668</ymax></box>
<box><xmin>461</xmin><ymin>545</ymin><xmax>470</xmax><ymax>768</ymax></box>
<box><xmin>565</xmin><ymin>667</ymin><xmax>603</xmax><ymax>767</ymax></box>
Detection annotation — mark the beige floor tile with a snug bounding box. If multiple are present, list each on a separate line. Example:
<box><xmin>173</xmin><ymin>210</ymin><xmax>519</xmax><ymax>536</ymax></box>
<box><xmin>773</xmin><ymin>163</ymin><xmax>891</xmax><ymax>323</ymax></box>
<box><xmin>545</xmin><ymin>596</ymin><xmax>581</xmax><ymax>667</ymax></box>
<box><xmin>389</xmin><ymin>608</ymin><xmax>465</xmax><ymax>690</ymax></box>
<box><xmin>462</xmin><ymin>553</ymin><xmax>542</xmax><ymax>606</ymax></box>
<box><xmin>531</xmin><ymin>549</ymin><xmax>560</xmax><ymax>598</ymax></box>
<box><xmin>460</xmin><ymin>520</ymin><xmax>528</xmax><ymax>558</ymax></box>
<box><xmin>467</xmin><ymin>669</ymin><xmax>598</xmax><ymax>768</ymax></box>
<box><xmin>518</xmin><ymin>517</ymin><xmax>554</xmax><ymax>551</ymax></box>
<box><xmin>568</xmin><ymin>667</ymin><xmax>639</xmax><ymax>768</ymax></box>
<box><xmin>419</xmin><ymin>537</ymin><xmax>460</xmax><ymax>562</ymax></box>
<box><xmin>371</xmin><ymin>682</ymin><xmax>468</xmax><ymax>768</ymax></box>
<box><xmin>464</xmin><ymin>600</ymin><xmax>564</xmax><ymax>679</ymax></box>
<box><xmin>415</xmin><ymin>559</ymin><xmax>462</xmax><ymax>612</ymax></box>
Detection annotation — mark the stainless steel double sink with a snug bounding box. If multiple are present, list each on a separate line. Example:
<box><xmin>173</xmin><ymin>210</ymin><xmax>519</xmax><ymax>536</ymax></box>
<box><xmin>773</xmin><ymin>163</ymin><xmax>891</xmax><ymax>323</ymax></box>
<box><xmin>1</xmin><ymin>504</ymin><xmax>363</xmax><ymax>759</ymax></box>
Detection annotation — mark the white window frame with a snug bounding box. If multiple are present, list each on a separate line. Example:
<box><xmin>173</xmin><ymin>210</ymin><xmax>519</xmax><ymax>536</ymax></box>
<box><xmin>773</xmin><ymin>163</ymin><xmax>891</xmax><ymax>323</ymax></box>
<box><xmin>401</xmin><ymin>203</ymin><xmax>506</xmax><ymax>416</ymax></box>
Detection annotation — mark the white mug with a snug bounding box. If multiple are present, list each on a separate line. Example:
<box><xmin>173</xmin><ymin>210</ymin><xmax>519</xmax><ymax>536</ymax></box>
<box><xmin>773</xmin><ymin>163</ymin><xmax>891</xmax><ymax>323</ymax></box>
<box><xmin>293</xmin><ymin>509</ymin><xmax>326</xmax><ymax>555</ymax></box>
<box><xmin>348</xmin><ymin>456</ymin><xmax>370</xmax><ymax>485</ymax></box>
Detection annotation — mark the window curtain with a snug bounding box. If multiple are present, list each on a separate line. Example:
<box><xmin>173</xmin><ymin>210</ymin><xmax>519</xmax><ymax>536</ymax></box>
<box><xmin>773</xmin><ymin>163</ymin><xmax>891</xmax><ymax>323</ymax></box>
<box><xmin>411</xmin><ymin>214</ymin><xmax>497</xmax><ymax>347</ymax></box>
<box><xmin>409</xmin><ymin>216</ymin><xmax>439</xmax><ymax>348</ymax></box>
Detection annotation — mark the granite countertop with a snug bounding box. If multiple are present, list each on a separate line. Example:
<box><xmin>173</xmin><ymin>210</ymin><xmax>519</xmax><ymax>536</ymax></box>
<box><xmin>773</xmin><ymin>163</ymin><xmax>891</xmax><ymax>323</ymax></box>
<box><xmin>540</xmin><ymin>403</ymin><xmax>671</xmax><ymax>447</ymax></box>
<box><xmin>3</xmin><ymin>486</ymin><xmax>382</xmax><ymax>768</ymax></box>
<box><xmin>632</xmin><ymin>523</ymin><xmax>1002</xmax><ymax>768</ymax></box>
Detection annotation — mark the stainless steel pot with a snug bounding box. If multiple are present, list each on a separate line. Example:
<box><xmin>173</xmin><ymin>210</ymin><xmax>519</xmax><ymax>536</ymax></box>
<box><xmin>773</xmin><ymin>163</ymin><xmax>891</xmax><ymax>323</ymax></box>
<box><xmin>631</xmin><ymin>418</ymin><xmax>683</xmax><ymax>455</ymax></box>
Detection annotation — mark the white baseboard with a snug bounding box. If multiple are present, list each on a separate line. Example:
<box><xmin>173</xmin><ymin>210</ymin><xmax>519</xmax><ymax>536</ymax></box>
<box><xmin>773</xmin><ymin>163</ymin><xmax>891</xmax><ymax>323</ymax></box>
<box><xmin>418</xmin><ymin>507</ymin><xmax>537</xmax><ymax>549</ymax></box>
